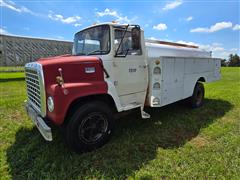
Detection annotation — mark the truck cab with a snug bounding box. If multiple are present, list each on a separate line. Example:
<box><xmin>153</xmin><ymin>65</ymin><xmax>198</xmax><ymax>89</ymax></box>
<box><xmin>25</xmin><ymin>22</ymin><xmax>221</xmax><ymax>153</ymax></box>
<box><xmin>72</xmin><ymin>23</ymin><xmax>149</xmax><ymax>111</ymax></box>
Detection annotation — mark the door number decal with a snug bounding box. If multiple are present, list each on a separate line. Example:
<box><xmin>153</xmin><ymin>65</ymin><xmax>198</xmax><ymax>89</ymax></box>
<box><xmin>129</xmin><ymin>68</ymin><xmax>137</xmax><ymax>73</ymax></box>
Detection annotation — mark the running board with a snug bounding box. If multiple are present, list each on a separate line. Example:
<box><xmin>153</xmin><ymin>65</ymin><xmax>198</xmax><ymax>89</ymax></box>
<box><xmin>122</xmin><ymin>102</ymin><xmax>141</xmax><ymax>111</ymax></box>
<box><xmin>121</xmin><ymin>103</ymin><xmax>151</xmax><ymax>119</ymax></box>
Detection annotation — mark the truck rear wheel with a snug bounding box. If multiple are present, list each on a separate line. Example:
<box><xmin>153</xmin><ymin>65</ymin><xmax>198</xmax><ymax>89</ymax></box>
<box><xmin>65</xmin><ymin>101</ymin><xmax>114</xmax><ymax>153</ymax></box>
<box><xmin>190</xmin><ymin>82</ymin><xmax>205</xmax><ymax>108</ymax></box>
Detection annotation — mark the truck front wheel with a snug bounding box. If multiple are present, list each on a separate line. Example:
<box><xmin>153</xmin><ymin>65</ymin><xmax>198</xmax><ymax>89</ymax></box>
<box><xmin>190</xmin><ymin>82</ymin><xmax>205</xmax><ymax>108</ymax></box>
<box><xmin>65</xmin><ymin>101</ymin><xmax>114</xmax><ymax>153</ymax></box>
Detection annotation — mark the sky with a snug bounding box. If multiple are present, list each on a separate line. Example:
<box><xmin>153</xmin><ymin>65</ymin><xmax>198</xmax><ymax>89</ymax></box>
<box><xmin>0</xmin><ymin>0</ymin><xmax>239</xmax><ymax>59</ymax></box>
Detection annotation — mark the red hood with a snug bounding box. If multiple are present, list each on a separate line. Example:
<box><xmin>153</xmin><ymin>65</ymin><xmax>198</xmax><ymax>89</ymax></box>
<box><xmin>36</xmin><ymin>54</ymin><xmax>105</xmax><ymax>90</ymax></box>
<box><xmin>34</xmin><ymin>55</ymin><xmax>108</xmax><ymax>125</ymax></box>
<box><xmin>37</xmin><ymin>54</ymin><xmax>101</xmax><ymax>66</ymax></box>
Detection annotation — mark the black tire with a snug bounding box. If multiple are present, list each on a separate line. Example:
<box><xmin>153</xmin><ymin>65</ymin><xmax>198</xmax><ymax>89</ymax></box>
<box><xmin>189</xmin><ymin>82</ymin><xmax>205</xmax><ymax>108</ymax></box>
<box><xmin>65</xmin><ymin>101</ymin><xmax>114</xmax><ymax>153</ymax></box>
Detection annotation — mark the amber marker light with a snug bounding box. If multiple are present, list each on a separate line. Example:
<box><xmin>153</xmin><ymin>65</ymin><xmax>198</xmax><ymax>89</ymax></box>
<box><xmin>155</xmin><ymin>60</ymin><xmax>160</xmax><ymax>65</ymax></box>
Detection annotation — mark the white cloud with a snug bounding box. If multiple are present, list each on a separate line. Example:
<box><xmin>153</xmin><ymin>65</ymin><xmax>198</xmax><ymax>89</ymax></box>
<box><xmin>96</xmin><ymin>8</ymin><xmax>137</xmax><ymax>24</ymax></box>
<box><xmin>0</xmin><ymin>0</ymin><xmax>20</xmax><ymax>12</ymax></box>
<box><xmin>212</xmin><ymin>42</ymin><xmax>222</xmax><ymax>47</ymax></box>
<box><xmin>190</xmin><ymin>28</ymin><xmax>207</xmax><ymax>33</ymax></box>
<box><xmin>0</xmin><ymin>0</ymin><xmax>38</xmax><ymax>16</ymax></box>
<box><xmin>96</xmin><ymin>8</ymin><xmax>118</xmax><ymax>17</ymax></box>
<box><xmin>175</xmin><ymin>40</ymin><xmax>239</xmax><ymax>59</ymax></box>
<box><xmin>48</xmin><ymin>11</ymin><xmax>81</xmax><ymax>25</ymax></box>
<box><xmin>74</xmin><ymin>23</ymin><xmax>82</xmax><ymax>27</ymax></box>
<box><xmin>215</xmin><ymin>48</ymin><xmax>239</xmax><ymax>59</ymax></box>
<box><xmin>148</xmin><ymin>37</ymin><xmax>157</xmax><ymax>40</ymax></box>
<box><xmin>233</xmin><ymin>24</ymin><xmax>240</xmax><ymax>31</ymax></box>
<box><xmin>176</xmin><ymin>40</ymin><xmax>198</xmax><ymax>47</ymax></box>
<box><xmin>209</xmin><ymin>46</ymin><xmax>225</xmax><ymax>52</ymax></box>
<box><xmin>146</xmin><ymin>38</ymin><xmax>238</xmax><ymax>59</ymax></box>
<box><xmin>0</xmin><ymin>28</ymin><xmax>15</xmax><ymax>36</ymax></box>
<box><xmin>162</xmin><ymin>0</ymin><xmax>183</xmax><ymax>11</ymax></box>
<box><xmin>230</xmin><ymin>48</ymin><xmax>238</xmax><ymax>51</ymax></box>
<box><xmin>208</xmin><ymin>22</ymin><xmax>232</xmax><ymax>32</ymax></box>
<box><xmin>190</xmin><ymin>21</ymin><xmax>233</xmax><ymax>33</ymax></box>
<box><xmin>186</xmin><ymin>16</ymin><xmax>193</xmax><ymax>22</ymax></box>
<box><xmin>117</xmin><ymin>16</ymin><xmax>136</xmax><ymax>24</ymax></box>
<box><xmin>153</xmin><ymin>23</ymin><xmax>167</xmax><ymax>31</ymax></box>
<box><xmin>0</xmin><ymin>28</ymin><xmax>10</xmax><ymax>35</ymax></box>
<box><xmin>176</xmin><ymin>40</ymin><xmax>225</xmax><ymax>52</ymax></box>
<box><xmin>144</xmin><ymin>24</ymin><xmax>149</xmax><ymax>28</ymax></box>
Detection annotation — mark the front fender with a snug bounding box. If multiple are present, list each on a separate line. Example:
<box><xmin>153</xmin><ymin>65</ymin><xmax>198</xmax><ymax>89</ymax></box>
<box><xmin>46</xmin><ymin>81</ymin><xmax>108</xmax><ymax>125</ymax></box>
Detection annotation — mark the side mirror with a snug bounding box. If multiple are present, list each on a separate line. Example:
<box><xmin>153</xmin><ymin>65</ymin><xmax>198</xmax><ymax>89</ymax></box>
<box><xmin>131</xmin><ymin>26</ymin><xmax>141</xmax><ymax>50</ymax></box>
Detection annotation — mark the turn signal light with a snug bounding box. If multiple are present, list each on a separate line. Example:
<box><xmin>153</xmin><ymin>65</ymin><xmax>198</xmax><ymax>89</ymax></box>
<box><xmin>155</xmin><ymin>60</ymin><xmax>160</xmax><ymax>65</ymax></box>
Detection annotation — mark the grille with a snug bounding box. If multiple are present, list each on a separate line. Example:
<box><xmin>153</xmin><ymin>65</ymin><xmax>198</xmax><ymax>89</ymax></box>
<box><xmin>25</xmin><ymin>69</ymin><xmax>41</xmax><ymax>109</ymax></box>
<box><xmin>25</xmin><ymin>62</ymin><xmax>46</xmax><ymax>117</ymax></box>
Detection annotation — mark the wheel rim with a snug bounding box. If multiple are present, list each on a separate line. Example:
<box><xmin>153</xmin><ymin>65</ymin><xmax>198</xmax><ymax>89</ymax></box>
<box><xmin>78</xmin><ymin>112</ymin><xmax>108</xmax><ymax>144</ymax></box>
<box><xmin>196</xmin><ymin>89</ymin><xmax>203</xmax><ymax>106</ymax></box>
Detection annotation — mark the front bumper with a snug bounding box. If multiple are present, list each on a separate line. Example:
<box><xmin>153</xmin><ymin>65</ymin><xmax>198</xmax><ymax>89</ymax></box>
<box><xmin>25</xmin><ymin>102</ymin><xmax>53</xmax><ymax>141</ymax></box>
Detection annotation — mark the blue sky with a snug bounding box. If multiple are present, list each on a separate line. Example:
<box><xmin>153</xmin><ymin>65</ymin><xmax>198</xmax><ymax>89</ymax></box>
<box><xmin>1</xmin><ymin>0</ymin><xmax>239</xmax><ymax>59</ymax></box>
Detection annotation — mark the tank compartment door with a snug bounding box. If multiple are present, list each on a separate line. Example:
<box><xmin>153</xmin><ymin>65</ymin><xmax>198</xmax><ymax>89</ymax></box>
<box><xmin>161</xmin><ymin>57</ymin><xmax>184</xmax><ymax>106</ymax></box>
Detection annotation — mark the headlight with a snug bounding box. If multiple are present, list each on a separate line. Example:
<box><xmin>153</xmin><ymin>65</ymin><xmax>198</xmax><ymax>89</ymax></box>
<box><xmin>47</xmin><ymin>96</ymin><xmax>54</xmax><ymax>112</ymax></box>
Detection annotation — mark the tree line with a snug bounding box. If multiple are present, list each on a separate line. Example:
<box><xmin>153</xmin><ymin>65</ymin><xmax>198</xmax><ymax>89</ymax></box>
<box><xmin>221</xmin><ymin>54</ymin><xmax>240</xmax><ymax>67</ymax></box>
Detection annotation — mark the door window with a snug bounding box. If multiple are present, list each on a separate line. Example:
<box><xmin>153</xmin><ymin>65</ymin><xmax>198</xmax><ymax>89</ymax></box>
<box><xmin>114</xmin><ymin>29</ymin><xmax>141</xmax><ymax>55</ymax></box>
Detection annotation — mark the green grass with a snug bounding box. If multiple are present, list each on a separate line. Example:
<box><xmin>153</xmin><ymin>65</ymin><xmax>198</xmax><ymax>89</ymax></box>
<box><xmin>0</xmin><ymin>67</ymin><xmax>240</xmax><ymax>179</ymax></box>
<box><xmin>0</xmin><ymin>66</ymin><xmax>24</xmax><ymax>72</ymax></box>
<box><xmin>0</xmin><ymin>72</ymin><xmax>25</xmax><ymax>81</ymax></box>
<box><xmin>0</xmin><ymin>66</ymin><xmax>25</xmax><ymax>82</ymax></box>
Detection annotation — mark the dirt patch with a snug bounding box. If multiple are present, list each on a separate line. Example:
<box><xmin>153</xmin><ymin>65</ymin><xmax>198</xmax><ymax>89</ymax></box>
<box><xmin>190</xmin><ymin>136</ymin><xmax>210</xmax><ymax>148</ymax></box>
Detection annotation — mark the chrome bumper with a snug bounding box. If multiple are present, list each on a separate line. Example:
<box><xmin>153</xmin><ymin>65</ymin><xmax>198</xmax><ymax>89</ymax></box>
<box><xmin>26</xmin><ymin>102</ymin><xmax>53</xmax><ymax>141</ymax></box>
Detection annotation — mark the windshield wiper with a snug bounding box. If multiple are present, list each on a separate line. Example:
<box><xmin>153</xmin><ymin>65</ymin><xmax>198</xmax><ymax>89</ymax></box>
<box><xmin>87</xmin><ymin>50</ymin><xmax>108</xmax><ymax>56</ymax></box>
<box><xmin>115</xmin><ymin>24</ymin><xmax>129</xmax><ymax>57</ymax></box>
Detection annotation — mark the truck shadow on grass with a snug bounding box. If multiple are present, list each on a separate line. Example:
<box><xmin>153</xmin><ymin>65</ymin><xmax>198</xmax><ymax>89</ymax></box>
<box><xmin>7</xmin><ymin>98</ymin><xmax>232</xmax><ymax>179</ymax></box>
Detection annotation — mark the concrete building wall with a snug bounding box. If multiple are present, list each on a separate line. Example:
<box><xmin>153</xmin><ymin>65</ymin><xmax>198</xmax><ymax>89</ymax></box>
<box><xmin>0</xmin><ymin>35</ymin><xmax>73</xmax><ymax>66</ymax></box>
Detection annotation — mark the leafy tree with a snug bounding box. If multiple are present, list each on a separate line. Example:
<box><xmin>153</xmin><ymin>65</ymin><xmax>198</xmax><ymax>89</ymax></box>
<box><xmin>221</xmin><ymin>59</ymin><xmax>227</xmax><ymax>67</ymax></box>
<box><xmin>228</xmin><ymin>54</ymin><xmax>240</xmax><ymax>67</ymax></box>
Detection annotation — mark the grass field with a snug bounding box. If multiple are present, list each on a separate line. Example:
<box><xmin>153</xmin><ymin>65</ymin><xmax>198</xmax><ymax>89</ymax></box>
<box><xmin>0</xmin><ymin>72</ymin><xmax>25</xmax><ymax>81</ymax></box>
<box><xmin>0</xmin><ymin>67</ymin><xmax>240</xmax><ymax>179</ymax></box>
<box><xmin>0</xmin><ymin>66</ymin><xmax>24</xmax><ymax>72</ymax></box>
<box><xmin>0</xmin><ymin>67</ymin><xmax>25</xmax><ymax>82</ymax></box>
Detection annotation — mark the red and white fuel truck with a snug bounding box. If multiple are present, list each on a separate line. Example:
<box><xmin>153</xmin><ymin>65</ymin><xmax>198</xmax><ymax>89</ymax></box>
<box><xmin>25</xmin><ymin>22</ymin><xmax>221</xmax><ymax>152</ymax></box>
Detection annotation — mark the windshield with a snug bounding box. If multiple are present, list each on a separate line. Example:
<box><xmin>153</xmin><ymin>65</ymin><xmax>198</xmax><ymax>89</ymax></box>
<box><xmin>73</xmin><ymin>25</ymin><xmax>110</xmax><ymax>56</ymax></box>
